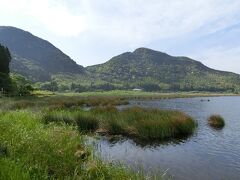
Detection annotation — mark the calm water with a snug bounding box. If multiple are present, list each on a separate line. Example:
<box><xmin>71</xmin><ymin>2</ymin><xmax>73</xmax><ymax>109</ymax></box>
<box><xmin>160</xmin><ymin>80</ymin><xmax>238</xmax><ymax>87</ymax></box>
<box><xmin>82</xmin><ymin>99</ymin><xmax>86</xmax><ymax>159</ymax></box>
<box><xmin>93</xmin><ymin>96</ymin><xmax>240</xmax><ymax>180</ymax></box>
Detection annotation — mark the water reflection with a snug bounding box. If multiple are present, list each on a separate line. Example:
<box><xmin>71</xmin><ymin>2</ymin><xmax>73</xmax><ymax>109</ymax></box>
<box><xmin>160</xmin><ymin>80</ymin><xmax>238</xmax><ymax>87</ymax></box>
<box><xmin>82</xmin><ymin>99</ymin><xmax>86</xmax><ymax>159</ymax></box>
<box><xmin>92</xmin><ymin>96</ymin><xmax>240</xmax><ymax>180</ymax></box>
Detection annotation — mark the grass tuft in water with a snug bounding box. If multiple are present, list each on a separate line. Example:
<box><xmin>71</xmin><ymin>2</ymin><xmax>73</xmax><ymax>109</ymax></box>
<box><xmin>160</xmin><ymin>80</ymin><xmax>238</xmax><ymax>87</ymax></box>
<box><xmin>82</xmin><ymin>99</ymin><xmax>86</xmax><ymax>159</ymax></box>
<box><xmin>44</xmin><ymin>106</ymin><xmax>197</xmax><ymax>142</ymax></box>
<box><xmin>208</xmin><ymin>115</ymin><xmax>225</xmax><ymax>129</ymax></box>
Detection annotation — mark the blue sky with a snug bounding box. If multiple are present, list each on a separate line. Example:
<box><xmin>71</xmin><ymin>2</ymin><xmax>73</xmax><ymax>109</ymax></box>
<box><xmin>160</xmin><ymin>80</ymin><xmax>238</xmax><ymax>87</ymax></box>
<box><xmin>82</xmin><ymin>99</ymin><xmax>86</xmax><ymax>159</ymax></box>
<box><xmin>0</xmin><ymin>0</ymin><xmax>240</xmax><ymax>73</ymax></box>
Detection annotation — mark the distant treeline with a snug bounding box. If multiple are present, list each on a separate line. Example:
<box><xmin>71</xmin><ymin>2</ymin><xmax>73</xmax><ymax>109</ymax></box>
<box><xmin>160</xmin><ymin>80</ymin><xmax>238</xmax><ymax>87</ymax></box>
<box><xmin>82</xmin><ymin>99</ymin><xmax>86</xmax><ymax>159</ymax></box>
<box><xmin>38</xmin><ymin>81</ymin><xmax>238</xmax><ymax>93</ymax></box>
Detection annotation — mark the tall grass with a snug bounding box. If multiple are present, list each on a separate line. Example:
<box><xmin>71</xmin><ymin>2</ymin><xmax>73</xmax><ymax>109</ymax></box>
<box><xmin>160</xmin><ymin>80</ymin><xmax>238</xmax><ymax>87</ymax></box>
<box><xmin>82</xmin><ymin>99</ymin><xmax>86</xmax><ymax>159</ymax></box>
<box><xmin>0</xmin><ymin>159</ymin><xmax>31</xmax><ymax>180</ymax></box>
<box><xmin>72</xmin><ymin>90</ymin><xmax>237</xmax><ymax>99</ymax></box>
<box><xmin>110</xmin><ymin>107</ymin><xmax>196</xmax><ymax>141</ymax></box>
<box><xmin>46</xmin><ymin>96</ymin><xmax>129</xmax><ymax>108</ymax></box>
<box><xmin>44</xmin><ymin>107</ymin><xmax>197</xmax><ymax>142</ymax></box>
<box><xmin>0</xmin><ymin>111</ymin><xmax>155</xmax><ymax>179</ymax></box>
<box><xmin>0</xmin><ymin>96</ymin><xmax>129</xmax><ymax>111</ymax></box>
<box><xmin>2</xmin><ymin>90</ymin><xmax>235</xmax><ymax>111</ymax></box>
<box><xmin>75</xmin><ymin>114</ymin><xmax>99</xmax><ymax>132</ymax></box>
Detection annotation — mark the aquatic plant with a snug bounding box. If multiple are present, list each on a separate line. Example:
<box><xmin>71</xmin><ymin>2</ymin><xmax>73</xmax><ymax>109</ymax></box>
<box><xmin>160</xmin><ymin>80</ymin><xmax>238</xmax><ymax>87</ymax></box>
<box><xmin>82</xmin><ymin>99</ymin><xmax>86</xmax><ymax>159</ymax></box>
<box><xmin>44</xmin><ymin>107</ymin><xmax>197</xmax><ymax>142</ymax></box>
<box><xmin>208</xmin><ymin>115</ymin><xmax>225</xmax><ymax>129</ymax></box>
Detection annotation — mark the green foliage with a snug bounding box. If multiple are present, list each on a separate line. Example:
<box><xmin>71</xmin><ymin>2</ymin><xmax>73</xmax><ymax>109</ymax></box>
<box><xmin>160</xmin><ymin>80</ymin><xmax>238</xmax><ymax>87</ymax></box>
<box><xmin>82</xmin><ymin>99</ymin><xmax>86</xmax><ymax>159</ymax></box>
<box><xmin>40</xmin><ymin>81</ymin><xmax>58</xmax><ymax>92</ymax></box>
<box><xmin>0</xmin><ymin>44</ymin><xmax>11</xmax><ymax>74</ymax></box>
<box><xmin>0</xmin><ymin>44</ymin><xmax>12</xmax><ymax>93</ymax></box>
<box><xmin>71</xmin><ymin>83</ymin><xmax>87</xmax><ymax>92</ymax></box>
<box><xmin>11</xmin><ymin>74</ymin><xmax>34</xmax><ymax>96</ymax></box>
<box><xmin>0</xmin><ymin>73</ymin><xmax>12</xmax><ymax>93</ymax></box>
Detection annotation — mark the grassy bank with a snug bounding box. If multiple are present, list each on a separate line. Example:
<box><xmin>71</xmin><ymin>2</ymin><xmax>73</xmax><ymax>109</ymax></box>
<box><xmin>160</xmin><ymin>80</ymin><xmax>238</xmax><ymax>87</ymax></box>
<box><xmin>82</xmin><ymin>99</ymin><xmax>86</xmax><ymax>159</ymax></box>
<box><xmin>0</xmin><ymin>111</ymin><xmax>157</xmax><ymax>179</ymax></box>
<box><xmin>0</xmin><ymin>94</ymin><xmax>197</xmax><ymax>141</ymax></box>
<box><xmin>1</xmin><ymin>90</ymin><xmax>238</xmax><ymax>111</ymax></box>
<box><xmin>44</xmin><ymin>106</ymin><xmax>197</xmax><ymax>142</ymax></box>
<box><xmin>0</xmin><ymin>94</ymin><xmax>198</xmax><ymax>179</ymax></box>
<box><xmin>60</xmin><ymin>90</ymin><xmax>239</xmax><ymax>99</ymax></box>
<box><xmin>0</xmin><ymin>95</ymin><xmax>129</xmax><ymax>111</ymax></box>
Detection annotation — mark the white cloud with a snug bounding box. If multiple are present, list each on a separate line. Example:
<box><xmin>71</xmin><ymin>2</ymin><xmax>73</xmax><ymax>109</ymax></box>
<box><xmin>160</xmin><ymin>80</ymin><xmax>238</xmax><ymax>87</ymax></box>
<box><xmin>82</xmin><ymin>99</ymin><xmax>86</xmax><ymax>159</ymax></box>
<box><xmin>1</xmin><ymin>0</ymin><xmax>239</xmax><ymax>40</ymax></box>
<box><xmin>81</xmin><ymin>0</ymin><xmax>240</xmax><ymax>46</ymax></box>
<box><xmin>0</xmin><ymin>0</ymin><xmax>87</xmax><ymax>37</ymax></box>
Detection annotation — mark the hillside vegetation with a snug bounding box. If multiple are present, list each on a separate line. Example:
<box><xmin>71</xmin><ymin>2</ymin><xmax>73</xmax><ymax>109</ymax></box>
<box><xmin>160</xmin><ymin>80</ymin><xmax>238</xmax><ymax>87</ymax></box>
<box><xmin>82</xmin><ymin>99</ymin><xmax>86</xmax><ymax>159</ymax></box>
<box><xmin>0</xmin><ymin>26</ymin><xmax>84</xmax><ymax>82</ymax></box>
<box><xmin>86</xmin><ymin>48</ymin><xmax>240</xmax><ymax>92</ymax></box>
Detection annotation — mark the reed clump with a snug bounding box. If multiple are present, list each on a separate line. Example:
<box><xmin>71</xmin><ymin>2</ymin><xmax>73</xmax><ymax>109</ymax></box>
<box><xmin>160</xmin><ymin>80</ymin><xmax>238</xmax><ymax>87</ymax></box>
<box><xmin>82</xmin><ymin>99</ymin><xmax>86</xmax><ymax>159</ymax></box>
<box><xmin>106</xmin><ymin>107</ymin><xmax>197</xmax><ymax>141</ymax></box>
<box><xmin>46</xmin><ymin>96</ymin><xmax>128</xmax><ymax>108</ymax></box>
<box><xmin>44</xmin><ymin>107</ymin><xmax>197</xmax><ymax>141</ymax></box>
<box><xmin>208</xmin><ymin>115</ymin><xmax>225</xmax><ymax>129</ymax></box>
<box><xmin>75</xmin><ymin>114</ymin><xmax>99</xmax><ymax>132</ymax></box>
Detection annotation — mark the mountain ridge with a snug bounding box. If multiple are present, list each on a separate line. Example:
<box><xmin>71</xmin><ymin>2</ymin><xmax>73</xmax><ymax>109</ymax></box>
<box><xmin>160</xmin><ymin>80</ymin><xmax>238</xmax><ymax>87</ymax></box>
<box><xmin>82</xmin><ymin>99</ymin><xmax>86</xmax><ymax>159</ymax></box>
<box><xmin>86</xmin><ymin>47</ymin><xmax>240</xmax><ymax>92</ymax></box>
<box><xmin>0</xmin><ymin>26</ymin><xmax>85</xmax><ymax>81</ymax></box>
<box><xmin>0</xmin><ymin>26</ymin><xmax>239</xmax><ymax>92</ymax></box>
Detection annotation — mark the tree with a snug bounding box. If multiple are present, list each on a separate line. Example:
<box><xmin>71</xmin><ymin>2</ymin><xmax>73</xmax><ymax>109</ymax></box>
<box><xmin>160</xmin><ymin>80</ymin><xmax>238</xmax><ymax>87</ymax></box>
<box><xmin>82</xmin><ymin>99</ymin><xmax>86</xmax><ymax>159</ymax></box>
<box><xmin>11</xmin><ymin>74</ymin><xmax>34</xmax><ymax>96</ymax></box>
<box><xmin>40</xmin><ymin>81</ymin><xmax>58</xmax><ymax>92</ymax></box>
<box><xmin>0</xmin><ymin>44</ymin><xmax>12</xmax><ymax>93</ymax></box>
<box><xmin>71</xmin><ymin>83</ymin><xmax>86</xmax><ymax>92</ymax></box>
<box><xmin>0</xmin><ymin>44</ymin><xmax>11</xmax><ymax>74</ymax></box>
<box><xmin>0</xmin><ymin>73</ymin><xmax>12</xmax><ymax>93</ymax></box>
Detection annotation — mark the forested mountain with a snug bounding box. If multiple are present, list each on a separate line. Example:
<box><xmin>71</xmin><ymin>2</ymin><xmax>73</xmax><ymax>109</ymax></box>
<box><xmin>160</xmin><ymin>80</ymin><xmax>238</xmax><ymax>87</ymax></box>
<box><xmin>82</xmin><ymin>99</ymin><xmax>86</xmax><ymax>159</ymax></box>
<box><xmin>0</xmin><ymin>26</ymin><xmax>84</xmax><ymax>81</ymax></box>
<box><xmin>86</xmin><ymin>48</ymin><xmax>240</xmax><ymax>92</ymax></box>
<box><xmin>1</xmin><ymin>26</ymin><xmax>239</xmax><ymax>92</ymax></box>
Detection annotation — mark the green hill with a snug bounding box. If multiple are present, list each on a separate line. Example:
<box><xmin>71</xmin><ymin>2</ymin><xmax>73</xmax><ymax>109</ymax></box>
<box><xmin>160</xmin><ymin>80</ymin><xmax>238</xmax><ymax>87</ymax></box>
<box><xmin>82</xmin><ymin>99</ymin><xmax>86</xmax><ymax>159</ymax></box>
<box><xmin>0</xmin><ymin>26</ymin><xmax>239</xmax><ymax>92</ymax></box>
<box><xmin>0</xmin><ymin>26</ymin><xmax>85</xmax><ymax>82</ymax></box>
<box><xmin>86</xmin><ymin>48</ymin><xmax>240</xmax><ymax>92</ymax></box>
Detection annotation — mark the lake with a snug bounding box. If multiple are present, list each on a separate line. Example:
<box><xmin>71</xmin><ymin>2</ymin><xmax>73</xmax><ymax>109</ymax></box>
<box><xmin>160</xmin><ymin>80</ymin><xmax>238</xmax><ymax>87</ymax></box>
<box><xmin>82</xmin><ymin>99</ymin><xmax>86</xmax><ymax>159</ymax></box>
<box><xmin>93</xmin><ymin>96</ymin><xmax>240</xmax><ymax>180</ymax></box>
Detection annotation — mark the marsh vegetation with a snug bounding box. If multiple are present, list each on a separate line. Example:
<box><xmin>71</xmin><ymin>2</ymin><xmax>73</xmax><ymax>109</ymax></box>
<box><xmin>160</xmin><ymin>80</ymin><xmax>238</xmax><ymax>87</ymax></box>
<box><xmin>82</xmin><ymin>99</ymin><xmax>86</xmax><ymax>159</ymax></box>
<box><xmin>0</xmin><ymin>94</ymin><xmax>198</xmax><ymax>179</ymax></box>
<box><xmin>208</xmin><ymin>115</ymin><xmax>225</xmax><ymax>129</ymax></box>
<box><xmin>44</xmin><ymin>106</ymin><xmax>196</xmax><ymax>142</ymax></box>
<box><xmin>0</xmin><ymin>110</ymin><xmax>159</xmax><ymax>179</ymax></box>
